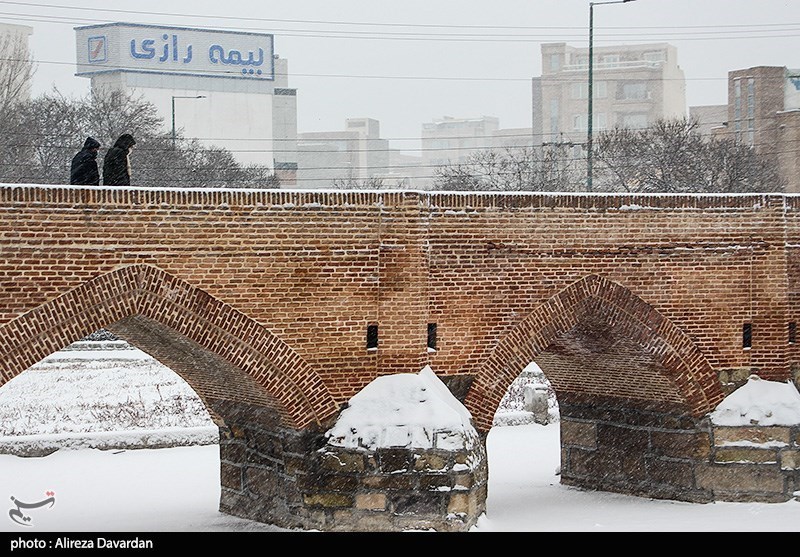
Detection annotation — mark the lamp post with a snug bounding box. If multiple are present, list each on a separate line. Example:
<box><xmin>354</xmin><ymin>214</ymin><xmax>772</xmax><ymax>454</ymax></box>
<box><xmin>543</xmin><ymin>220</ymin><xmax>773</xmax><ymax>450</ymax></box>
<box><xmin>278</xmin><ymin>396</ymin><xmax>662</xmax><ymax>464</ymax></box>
<box><xmin>587</xmin><ymin>0</ymin><xmax>636</xmax><ymax>192</ymax></box>
<box><xmin>171</xmin><ymin>95</ymin><xmax>206</xmax><ymax>148</ymax></box>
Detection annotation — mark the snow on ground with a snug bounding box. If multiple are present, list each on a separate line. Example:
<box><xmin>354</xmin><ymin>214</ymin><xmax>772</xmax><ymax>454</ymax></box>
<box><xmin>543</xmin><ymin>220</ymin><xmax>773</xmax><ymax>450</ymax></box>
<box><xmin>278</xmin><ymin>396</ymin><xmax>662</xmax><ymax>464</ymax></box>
<box><xmin>0</xmin><ymin>423</ymin><xmax>798</xmax><ymax>533</ymax></box>
<box><xmin>0</xmin><ymin>341</ymin><xmax>216</xmax><ymax>455</ymax></box>
<box><xmin>0</xmin><ymin>341</ymin><xmax>798</xmax><ymax>532</ymax></box>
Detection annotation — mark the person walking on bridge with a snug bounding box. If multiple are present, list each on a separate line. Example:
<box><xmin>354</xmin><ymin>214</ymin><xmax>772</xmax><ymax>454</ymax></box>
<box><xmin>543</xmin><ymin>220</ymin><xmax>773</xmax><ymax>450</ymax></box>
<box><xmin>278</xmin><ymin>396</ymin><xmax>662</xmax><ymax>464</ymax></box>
<box><xmin>102</xmin><ymin>133</ymin><xmax>136</xmax><ymax>186</ymax></box>
<box><xmin>69</xmin><ymin>136</ymin><xmax>101</xmax><ymax>186</ymax></box>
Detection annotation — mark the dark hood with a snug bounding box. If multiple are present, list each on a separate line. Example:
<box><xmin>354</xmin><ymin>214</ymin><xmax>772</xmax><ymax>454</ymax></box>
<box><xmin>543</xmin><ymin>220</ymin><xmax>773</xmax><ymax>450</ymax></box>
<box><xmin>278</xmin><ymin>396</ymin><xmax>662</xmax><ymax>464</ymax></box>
<box><xmin>112</xmin><ymin>134</ymin><xmax>136</xmax><ymax>150</ymax></box>
<box><xmin>83</xmin><ymin>136</ymin><xmax>100</xmax><ymax>149</ymax></box>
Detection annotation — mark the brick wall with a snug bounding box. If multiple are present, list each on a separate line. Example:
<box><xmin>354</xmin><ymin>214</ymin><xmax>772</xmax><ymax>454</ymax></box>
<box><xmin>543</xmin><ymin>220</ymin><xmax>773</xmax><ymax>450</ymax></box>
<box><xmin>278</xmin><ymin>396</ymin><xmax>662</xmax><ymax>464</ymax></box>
<box><xmin>0</xmin><ymin>186</ymin><xmax>796</xmax><ymax>433</ymax></box>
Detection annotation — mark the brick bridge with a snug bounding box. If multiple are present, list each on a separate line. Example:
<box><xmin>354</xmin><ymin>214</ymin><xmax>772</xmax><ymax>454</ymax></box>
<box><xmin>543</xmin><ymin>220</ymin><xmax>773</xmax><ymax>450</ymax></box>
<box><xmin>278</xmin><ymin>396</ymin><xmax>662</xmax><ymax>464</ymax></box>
<box><xmin>1</xmin><ymin>185</ymin><xmax>799</xmax><ymax>531</ymax></box>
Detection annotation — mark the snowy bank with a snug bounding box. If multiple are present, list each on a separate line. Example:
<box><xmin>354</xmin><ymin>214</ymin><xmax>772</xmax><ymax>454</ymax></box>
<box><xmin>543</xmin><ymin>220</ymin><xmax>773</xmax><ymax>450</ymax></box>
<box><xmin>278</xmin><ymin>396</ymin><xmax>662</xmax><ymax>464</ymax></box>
<box><xmin>0</xmin><ymin>426</ymin><xmax>219</xmax><ymax>457</ymax></box>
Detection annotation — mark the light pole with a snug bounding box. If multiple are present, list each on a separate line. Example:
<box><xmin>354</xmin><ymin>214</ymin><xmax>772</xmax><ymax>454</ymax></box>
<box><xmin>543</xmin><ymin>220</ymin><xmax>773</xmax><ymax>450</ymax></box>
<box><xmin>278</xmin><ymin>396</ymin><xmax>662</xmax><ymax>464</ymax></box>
<box><xmin>171</xmin><ymin>95</ymin><xmax>206</xmax><ymax>148</ymax></box>
<box><xmin>587</xmin><ymin>0</ymin><xmax>636</xmax><ymax>192</ymax></box>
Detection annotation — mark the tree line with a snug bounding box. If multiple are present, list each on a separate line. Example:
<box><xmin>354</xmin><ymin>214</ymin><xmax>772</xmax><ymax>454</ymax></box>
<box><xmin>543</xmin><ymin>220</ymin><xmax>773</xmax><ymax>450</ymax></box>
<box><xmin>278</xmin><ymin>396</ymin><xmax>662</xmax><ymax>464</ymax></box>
<box><xmin>0</xmin><ymin>88</ymin><xmax>279</xmax><ymax>189</ymax></box>
<box><xmin>432</xmin><ymin>119</ymin><xmax>784</xmax><ymax>194</ymax></box>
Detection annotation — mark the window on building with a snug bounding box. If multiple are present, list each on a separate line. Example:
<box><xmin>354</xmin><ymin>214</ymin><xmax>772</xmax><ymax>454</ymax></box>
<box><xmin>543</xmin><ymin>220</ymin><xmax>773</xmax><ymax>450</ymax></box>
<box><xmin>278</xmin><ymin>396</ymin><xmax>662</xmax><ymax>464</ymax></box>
<box><xmin>621</xmin><ymin>82</ymin><xmax>648</xmax><ymax>100</ymax></box>
<box><xmin>594</xmin><ymin>81</ymin><xmax>607</xmax><ymax>99</ymax></box>
<box><xmin>427</xmin><ymin>323</ymin><xmax>437</xmax><ymax>351</ymax></box>
<box><xmin>573</xmin><ymin>81</ymin><xmax>607</xmax><ymax>99</ymax></box>
<box><xmin>572</xmin><ymin>113</ymin><xmax>606</xmax><ymax>132</ymax></box>
<box><xmin>601</xmin><ymin>54</ymin><xmax>620</xmax><ymax>66</ymax></box>
<box><xmin>643</xmin><ymin>51</ymin><xmax>665</xmax><ymax>62</ymax></box>
<box><xmin>549</xmin><ymin>98</ymin><xmax>559</xmax><ymax>135</ymax></box>
<box><xmin>621</xmin><ymin>113</ymin><xmax>648</xmax><ymax>129</ymax></box>
<box><xmin>549</xmin><ymin>53</ymin><xmax>561</xmax><ymax>71</ymax></box>
<box><xmin>366</xmin><ymin>324</ymin><xmax>379</xmax><ymax>350</ymax></box>
<box><xmin>734</xmin><ymin>79</ymin><xmax>742</xmax><ymax>121</ymax></box>
<box><xmin>733</xmin><ymin>77</ymin><xmax>756</xmax><ymax>145</ymax></box>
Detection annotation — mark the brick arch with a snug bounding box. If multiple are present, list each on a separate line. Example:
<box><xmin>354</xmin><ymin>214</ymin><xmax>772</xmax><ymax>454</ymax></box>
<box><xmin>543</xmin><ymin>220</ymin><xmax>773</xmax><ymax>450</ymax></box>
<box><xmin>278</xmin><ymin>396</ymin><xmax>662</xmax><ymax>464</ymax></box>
<box><xmin>0</xmin><ymin>264</ymin><xmax>339</xmax><ymax>429</ymax></box>
<box><xmin>464</xmin><ymin>274</ymin><xmax>724</xmax><ymax>431</ymax></box>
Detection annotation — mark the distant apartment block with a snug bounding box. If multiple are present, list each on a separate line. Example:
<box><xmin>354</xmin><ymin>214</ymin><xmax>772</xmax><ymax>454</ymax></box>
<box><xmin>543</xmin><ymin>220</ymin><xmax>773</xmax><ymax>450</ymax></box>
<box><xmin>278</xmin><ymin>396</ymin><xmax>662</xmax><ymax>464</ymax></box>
<box><xmin>0</xmin><ymin>22</ymin><xmax>34</xmax><ymax>105</ymax></box>
<box><xmin>712</xmin><ymin>66</ymin><xmax>800</xmax><ymax>193</ymax></box>
<box><xmin>419</xmin><ymin>115</ymin><xmax>534</xmax><ymax>189</ymax></box>
<box><xmin>298</xmin><ymin>116</ymin><xmax>536</xmax><ymax>190</ymax></box>
<box><xmin>297</xmin><ymin>118</ymin><xmax>422</xmax><ymax>189</ymax></box>
<box><xmin>535</xmin><ymin>42</ymin><xmax>687</xmax><ymax>146</ymax></box>
<box><xmin>689</xmin><ymin>104</ymin><xmax>727</xmax><ymax>138</ymax></box>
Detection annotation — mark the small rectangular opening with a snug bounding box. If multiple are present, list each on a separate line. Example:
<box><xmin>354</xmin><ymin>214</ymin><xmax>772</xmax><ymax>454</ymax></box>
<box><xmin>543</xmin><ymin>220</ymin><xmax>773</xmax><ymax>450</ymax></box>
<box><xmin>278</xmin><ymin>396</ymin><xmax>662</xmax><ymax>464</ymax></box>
<box><xmin>366</xmin><ymin>324</ymin><xmax>378</xmax><ymax>350</ymax></box>
<box><xmin>743</xmin><ymin>323</ymin><xmax>752</xmax><ymax>349</ymax></box>
<box><xmin>427</xmin><ymin>323</ymin><xmax>438</xmax><ymax>351</ymax></box>
<box><xmin>790</xmin><ymin>322</ymin><xmax>797</xmax><ymax>344</ymax></box>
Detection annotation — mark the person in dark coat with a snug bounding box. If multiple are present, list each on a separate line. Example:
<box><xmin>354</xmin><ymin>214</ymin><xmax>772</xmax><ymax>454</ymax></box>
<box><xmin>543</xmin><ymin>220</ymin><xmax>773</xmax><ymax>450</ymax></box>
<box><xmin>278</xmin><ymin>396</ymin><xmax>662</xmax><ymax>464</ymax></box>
<box><xmin>102</xmin><ymin>133</ymin><xmax>136</xmax><ymax>186</ymax></box>
<box><xmin>69</xmin><ymin>136</ymin><xmax>101</xmax><ymax>185</ymax></box>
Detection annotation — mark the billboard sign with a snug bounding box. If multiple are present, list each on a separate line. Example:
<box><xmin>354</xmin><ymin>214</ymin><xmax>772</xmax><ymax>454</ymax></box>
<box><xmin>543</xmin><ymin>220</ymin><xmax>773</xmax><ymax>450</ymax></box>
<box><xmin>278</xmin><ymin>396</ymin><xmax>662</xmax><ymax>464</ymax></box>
<box><xmin>75</xmin><ymin>23</ymin><xmax>274</xmax><ymax>80</ymax></box>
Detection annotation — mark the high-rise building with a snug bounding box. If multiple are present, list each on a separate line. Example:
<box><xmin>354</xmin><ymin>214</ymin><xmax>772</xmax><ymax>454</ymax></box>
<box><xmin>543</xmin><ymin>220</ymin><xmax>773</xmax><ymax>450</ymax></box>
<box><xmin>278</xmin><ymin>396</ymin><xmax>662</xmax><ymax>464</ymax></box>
<box><xmin>535</xmin><ymin>42</ymin><xmax>687</xmax><ymax>146</ymax></box>
<box><xmin>718</xmin><ymin>66</ymin><xmax>800</xmax><ymax>192</ymax></box>
<box><xmin>74</xmin><ymin>22</ymin><xmax>298</xmax><ymax>185</ymax></box>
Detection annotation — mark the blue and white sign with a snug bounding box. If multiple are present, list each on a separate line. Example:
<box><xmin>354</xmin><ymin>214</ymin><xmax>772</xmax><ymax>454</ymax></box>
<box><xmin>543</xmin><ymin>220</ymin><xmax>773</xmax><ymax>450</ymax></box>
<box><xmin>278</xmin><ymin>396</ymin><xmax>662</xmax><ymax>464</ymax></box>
<box><xmin>75</xmin><ymin>23</ymin><xmax>274</xmax><ymax>80</ymax></box>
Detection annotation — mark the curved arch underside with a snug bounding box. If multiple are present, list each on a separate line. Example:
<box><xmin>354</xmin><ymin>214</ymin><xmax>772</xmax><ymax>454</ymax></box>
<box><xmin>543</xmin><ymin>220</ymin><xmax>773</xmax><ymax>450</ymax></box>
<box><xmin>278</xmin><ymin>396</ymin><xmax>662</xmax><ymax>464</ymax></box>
<box><xmin>466</xmin><ymin>274</ymin><xmax>724</xmax><ymax>431</ymax></box>
<box><xmin>0</xmin><ymin>264</ymin><xmax>339</xmax><ymax>429</ymax></box>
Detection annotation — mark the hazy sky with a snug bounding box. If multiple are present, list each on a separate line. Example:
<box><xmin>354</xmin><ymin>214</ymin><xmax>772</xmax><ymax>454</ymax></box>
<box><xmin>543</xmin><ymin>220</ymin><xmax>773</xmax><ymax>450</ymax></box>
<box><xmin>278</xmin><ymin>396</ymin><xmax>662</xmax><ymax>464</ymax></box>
<box><xmin>4</xmin><ymin>0</ymin><xmax>800</xmax><ymax>147</ymax></box>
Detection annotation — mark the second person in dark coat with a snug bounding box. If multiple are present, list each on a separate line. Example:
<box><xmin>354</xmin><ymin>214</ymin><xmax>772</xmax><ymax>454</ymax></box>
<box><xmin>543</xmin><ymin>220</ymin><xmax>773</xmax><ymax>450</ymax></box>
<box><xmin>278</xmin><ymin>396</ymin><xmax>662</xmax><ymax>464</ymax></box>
<box><xmin>102</xmin><ymin>133</ymin><xmax>136</xmax><ymax>186</ymax></box>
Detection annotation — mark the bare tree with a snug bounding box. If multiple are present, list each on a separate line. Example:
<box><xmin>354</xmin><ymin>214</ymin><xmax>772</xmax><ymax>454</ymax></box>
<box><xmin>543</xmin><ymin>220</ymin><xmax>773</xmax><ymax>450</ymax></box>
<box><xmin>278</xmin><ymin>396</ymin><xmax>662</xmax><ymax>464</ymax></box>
<box><xmin>0</xmin><ymin>86</ymin><xmax>280</xmax><ymax>189</ymax></box>
<box><xmin>593</xmin><ymin>118</ymin><xmax>784</xmax><ymax>193</ymax></box>
<box><xmin>433</xmin><ymin>145</ymin><xmax>583</xmax><ymax>192</ymax></box>
<box><xmin>81</xmin><ymin>88</ymin><xmax>164</xmax><ymax>146</ymax></box>
<box><xmin>332</xmin><ymin>174</ymin><xmax>388</xmax><ymax>190</ymax></box>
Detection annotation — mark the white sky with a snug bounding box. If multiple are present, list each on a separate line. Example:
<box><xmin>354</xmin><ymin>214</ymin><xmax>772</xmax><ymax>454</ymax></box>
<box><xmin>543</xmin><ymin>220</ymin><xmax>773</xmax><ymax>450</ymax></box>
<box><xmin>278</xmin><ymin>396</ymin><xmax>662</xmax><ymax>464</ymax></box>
<box><xmin>3</xmin><ymin>0</ymin><xmax>800</xmax><ymax>146</ymax></box>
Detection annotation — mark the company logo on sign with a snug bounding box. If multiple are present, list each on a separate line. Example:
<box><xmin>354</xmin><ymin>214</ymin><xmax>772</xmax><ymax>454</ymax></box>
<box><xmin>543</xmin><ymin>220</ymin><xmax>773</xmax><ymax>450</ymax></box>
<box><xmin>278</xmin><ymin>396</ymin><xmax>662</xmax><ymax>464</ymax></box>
<box><xmin>88</xmin><ymin>36</ymin><xmax>107</xmax><ymax>63</ymax></box>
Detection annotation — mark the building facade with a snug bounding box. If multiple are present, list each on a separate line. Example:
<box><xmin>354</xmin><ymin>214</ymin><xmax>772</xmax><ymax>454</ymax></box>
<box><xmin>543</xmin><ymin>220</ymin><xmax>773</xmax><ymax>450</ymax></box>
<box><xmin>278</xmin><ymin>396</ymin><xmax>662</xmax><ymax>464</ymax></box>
<box><xmin>536</xmin><ymin>42</ymin><xmax>687</xmax><ymax>146</ymax></box>
<box><xmin>74</xmin><ymin>22</ymin><xmax>298</xmax><ymax>185</ymax></box>
<box><xmin>0</xmin><ymin>22</ymin><xmax>34</xmax><ymax>106</ymax></box>
<box><xmin>297</xmin><ymin>118</ymin><xmax>391</xmax><ymax>189</ymax></box>
<box><xmin>727</xmin><ymin>66</ymin><xmax>800</xmax><ymax>193</ymax></box>
<box><xmin>417</xmin><ymin>116</ymin><xmax>534</xmax><ymax>189</ymax></box>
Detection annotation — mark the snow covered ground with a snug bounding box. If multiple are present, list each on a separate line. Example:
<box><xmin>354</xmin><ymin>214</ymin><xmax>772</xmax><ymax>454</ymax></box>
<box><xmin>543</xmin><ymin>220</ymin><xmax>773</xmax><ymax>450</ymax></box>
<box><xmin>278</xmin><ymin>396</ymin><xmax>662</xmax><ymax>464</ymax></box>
<box><xmin>0</xmin><ymin>342</ymin><xmax>798</xmax><ymax>533</ymax></box>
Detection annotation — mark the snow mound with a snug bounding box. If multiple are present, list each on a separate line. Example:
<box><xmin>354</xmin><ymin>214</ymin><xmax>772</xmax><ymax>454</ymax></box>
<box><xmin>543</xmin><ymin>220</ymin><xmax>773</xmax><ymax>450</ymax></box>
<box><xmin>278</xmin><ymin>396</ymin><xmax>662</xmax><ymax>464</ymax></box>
<box><xmin>710</xmin><ymin>375</ymin><xmax>800</xmax><ymax>426</ymax></box>
<box><xmin>325</xmin><ymin>366</ymin><xmax>478</xmax><ymax>451</ymax></box>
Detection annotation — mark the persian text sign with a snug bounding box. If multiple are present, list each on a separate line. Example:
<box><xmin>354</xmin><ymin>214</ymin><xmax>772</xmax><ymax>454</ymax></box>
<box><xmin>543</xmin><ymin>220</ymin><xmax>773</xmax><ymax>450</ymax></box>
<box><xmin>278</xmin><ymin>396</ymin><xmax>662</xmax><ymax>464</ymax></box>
<box><xmin>75</xmin><ymin>23</ymin><xmax>274</xmax><ymax>80</ymax></box>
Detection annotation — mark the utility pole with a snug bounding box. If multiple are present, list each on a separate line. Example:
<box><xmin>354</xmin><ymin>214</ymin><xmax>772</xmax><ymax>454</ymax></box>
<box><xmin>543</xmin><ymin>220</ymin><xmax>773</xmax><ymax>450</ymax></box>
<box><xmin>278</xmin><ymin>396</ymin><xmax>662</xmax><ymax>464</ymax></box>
<box><xmin>587</xmin><ymin>0</ymin><xmax>636</xmax><ymax>191</ymax></box>
<box><xmin>171</xmin><ymin>95</ymin><xmax>206</xmax><ymax>148</ymax></box>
